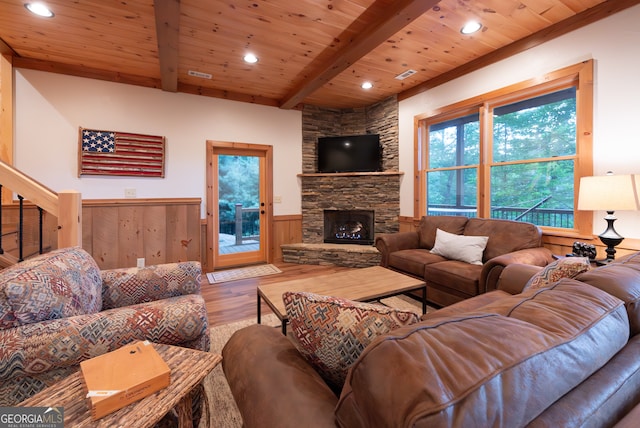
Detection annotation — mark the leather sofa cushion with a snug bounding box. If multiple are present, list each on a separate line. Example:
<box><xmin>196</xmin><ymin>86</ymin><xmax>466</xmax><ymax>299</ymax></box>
<box><xmin>577</xmin><ymin>253</ymin><xmax>640</xmax><ymax>336</ymax></box>
<box><xmin>335</xmin><ymin>279</ymin><xmax>628</xmax><ymax>427</ymax></box>
<box><xmin>528</xmin><ymin>334</ymin><xmax>640</xmax><ymax>427</ymax></box>
<box><xmin>388</xmin><ymin>249</ymin><xmax>445</xmax><ymax>278</ymax></box>
<box><xmin>418</xmin><ymin>215</ymin><xmax>468</xmax><ymax>249</ymax></box>
<box><xmin>421</xmin><ymin>290</ymin><xmax>512</xmax><ymax>321</ymax></box>
<box><xmin>424</xmin><ymin>260</ymin><xmax>482</xmax><ymax>296</ymax></box>
<box><xmin>464</xmin><ymin>217</ymin><xmax>542</xmax><ymax>261</ymax></box>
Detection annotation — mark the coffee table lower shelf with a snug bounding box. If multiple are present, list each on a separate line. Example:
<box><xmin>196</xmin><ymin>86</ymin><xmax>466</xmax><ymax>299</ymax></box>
<box><xmin>257</xmin><ymin>266</ymin><xmax>426</xmax><ymax>334</ymax></box>
<box><xmin>18</xmin><ymin>343</ymin><xmax>222</xmax><ymax>428</ymax></box>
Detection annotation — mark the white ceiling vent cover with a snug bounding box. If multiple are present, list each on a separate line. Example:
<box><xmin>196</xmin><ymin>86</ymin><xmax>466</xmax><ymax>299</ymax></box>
<box><xmin>395</xmin><ymin>69</ymin><xmax>417</xmax><ymax>80</ymax></box>
<box><xmin>188</xmin><ymin>70</ymin><xmax>212</xmax><ymax>79</ymax></box>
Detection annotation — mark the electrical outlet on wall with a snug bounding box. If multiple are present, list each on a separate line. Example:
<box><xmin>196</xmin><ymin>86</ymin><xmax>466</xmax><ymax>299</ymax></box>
<box><xmin>137</xmin><ymin>258</ymin><xmax>145</xmax><ymax>268</ymax></box>
<box><xmin>125</xmin><ymin>188</ymin><xmax>137</xmax><ymax>198</ymax></box>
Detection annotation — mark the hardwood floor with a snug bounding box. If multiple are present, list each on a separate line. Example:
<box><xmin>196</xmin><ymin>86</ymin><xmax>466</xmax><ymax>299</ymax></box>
<box><xmin>200</xmin><ymin>262</ymin><xmax>355</xmax><ymax>327</ymax></box>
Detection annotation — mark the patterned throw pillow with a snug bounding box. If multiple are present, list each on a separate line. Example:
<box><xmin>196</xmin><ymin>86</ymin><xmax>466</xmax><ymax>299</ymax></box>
<box><xmin>524</xmin><ymin>257</ymin><xmax>591</xmax><ymax>290</ymax></box>
<box><xmin>0</xmin><ymin>247</ymin><xmax>102</xmax><ymax>327</ymax></box>
<box><xmin>283</xmin><ymin>291</ymin><xmax>419</xmax><ymax>392</ymax></box>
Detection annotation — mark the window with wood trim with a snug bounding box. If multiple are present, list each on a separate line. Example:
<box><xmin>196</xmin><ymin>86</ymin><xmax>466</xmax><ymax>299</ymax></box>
<box><xmin>415</xmin><ymin>60</ymin><xmax>593</xmax><ymax>235</ymax></box>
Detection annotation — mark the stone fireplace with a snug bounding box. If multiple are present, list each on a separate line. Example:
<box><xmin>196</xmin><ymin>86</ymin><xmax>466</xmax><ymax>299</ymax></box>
<box><xmin>281</xmin><ymin>95</ymin><xmax>401</xmax><ymax>267</ymax></box>
<box><xmin>299</xmin><ymin>172</ymin><xmax>401</xmax><ymax>243</ymax></box>
<box><xmin>323</xmin><ymin>209</ymin><xmax>375</xmax><ymax>245</ymax></box>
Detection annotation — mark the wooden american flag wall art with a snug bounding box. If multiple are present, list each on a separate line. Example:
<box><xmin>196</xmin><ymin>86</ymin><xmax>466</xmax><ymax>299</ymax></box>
<box><xmin>78</xmin><ymin>128</ymin><xmax>166</xmax><ymax>177</ymax></box>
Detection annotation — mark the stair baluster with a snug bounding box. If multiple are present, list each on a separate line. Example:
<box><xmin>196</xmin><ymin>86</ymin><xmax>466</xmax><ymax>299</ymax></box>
<box><xmin>18</xmin><ymin>195</ymin><xmax>24</xmax><ymax>262</ymax></box>
<box><xmin>0</xmin><ymin>184</ymin><xmax>3</xmax><ymax>255</ymax></box>
<box><xmin>38</xmin><ymin>207</ymin><xmax>44</xmax><ymax>255</ymax></box>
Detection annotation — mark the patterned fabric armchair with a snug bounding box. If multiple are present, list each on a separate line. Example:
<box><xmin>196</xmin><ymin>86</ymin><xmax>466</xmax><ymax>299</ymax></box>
<box><xmin>0</xmin><ymin>246</ymin><xmax>209</xmax><ymax>405</ymax></box>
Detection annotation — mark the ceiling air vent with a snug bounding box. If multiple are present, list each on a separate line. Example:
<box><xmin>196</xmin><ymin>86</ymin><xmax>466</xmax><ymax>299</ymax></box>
<box><xmin>395</xmin><ymin>69</ymin><xmax>417</xmax><ymax>80</ymax></box>
<box><xmin>188</xmin><ymin>70</ymin><xmax>212</xmax><ymax>79</ymax></box>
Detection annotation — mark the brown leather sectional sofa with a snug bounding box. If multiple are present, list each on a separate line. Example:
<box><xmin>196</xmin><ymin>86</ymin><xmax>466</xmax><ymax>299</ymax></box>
<box><xmin>375</xmin><ymin>215</ymin><xmax>555</xmax><ymax>307</ymax></box>
<box><xmin>222</xmin><ymin>252</ymin><xmax>640</xmax><ymax>427</ymax></box>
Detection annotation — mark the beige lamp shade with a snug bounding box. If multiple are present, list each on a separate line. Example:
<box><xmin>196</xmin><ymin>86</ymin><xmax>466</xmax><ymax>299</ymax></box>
<box><xmin>578</xmin><ymin>174</ymin><xmax>640</xmax><ymax>211</ymax></box>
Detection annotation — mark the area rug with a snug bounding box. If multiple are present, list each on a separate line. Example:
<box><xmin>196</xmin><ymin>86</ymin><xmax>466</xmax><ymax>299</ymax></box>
<box><xmin>199</xmin><ymin>295</ymin><xmax>424</xmax><ymax>427</ymax></box>
<box><xmin>206</xmin><ymin>264</ymin><xmax>282</xmax><ymax>284</ymax></box>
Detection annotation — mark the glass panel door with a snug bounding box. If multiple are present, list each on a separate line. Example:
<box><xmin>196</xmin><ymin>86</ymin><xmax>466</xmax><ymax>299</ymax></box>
<box><xmin>209</xmin><ymin>145</ymin><xmax>268</xmax><ymax>269</ymax></box>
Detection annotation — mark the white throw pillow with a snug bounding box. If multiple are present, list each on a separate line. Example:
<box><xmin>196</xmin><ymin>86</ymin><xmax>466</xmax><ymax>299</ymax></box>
<box><xmin>430</xmin><ymin>228</ymin><xmax>489</xmax><ymax>265</ymax></box>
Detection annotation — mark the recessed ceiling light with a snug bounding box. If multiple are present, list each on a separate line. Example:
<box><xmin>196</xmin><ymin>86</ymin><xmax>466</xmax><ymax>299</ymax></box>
<box><xmin>243</xmin><ymin>53</ymin><xmax>258</xmax><ymax>64</ymax></box>
<box><xmin>361</xmin><ymin>81</ymin><xmax>373</xmax><ymax>90</ymax></box>
<box><xmin>461</xmin><ymin>21</ymin><xmax>482</xmax><ymax>35</ymax></box>
<box><xmin>25</xmin><ymin>2</ymin><xmax>54</xmax><ymax>18</ymax></box>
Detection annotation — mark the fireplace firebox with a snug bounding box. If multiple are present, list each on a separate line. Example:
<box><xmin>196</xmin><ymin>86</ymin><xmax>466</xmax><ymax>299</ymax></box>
<box><xmin>323</xmin><ymin>209</ymin><xmax>375</xmax><ymax>245</ymax></box>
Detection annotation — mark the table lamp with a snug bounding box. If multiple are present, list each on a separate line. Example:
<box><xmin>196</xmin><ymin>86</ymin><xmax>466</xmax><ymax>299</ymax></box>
<box><xmin>578</xmin><ymin>173</ymin><xmax>640</xmax><ymax>265</ymax></box>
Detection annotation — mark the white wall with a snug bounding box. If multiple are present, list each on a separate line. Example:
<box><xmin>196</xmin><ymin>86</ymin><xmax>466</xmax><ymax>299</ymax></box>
<box><xmin>14</xmin><ymin>70</ymin><xmax>302</xmax><ymax>217</ymax></box>
<box><xmin>399</xmin><ymin>5</ymin><xmax>640</xmax><ymax>239</ymax></box>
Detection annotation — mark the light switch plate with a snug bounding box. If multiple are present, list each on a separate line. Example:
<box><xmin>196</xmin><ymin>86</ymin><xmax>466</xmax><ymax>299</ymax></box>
<box><xmin>137</xmin><ymin>258</ymin><xmax>145</xmax><ymax>268</ymax></box>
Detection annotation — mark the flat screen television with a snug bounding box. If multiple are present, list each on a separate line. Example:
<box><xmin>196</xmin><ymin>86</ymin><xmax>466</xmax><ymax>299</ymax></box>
<box><xmin>317</xmin><ymin>134</ymin><xmax>381</xmax><ymax>173</ymax></box>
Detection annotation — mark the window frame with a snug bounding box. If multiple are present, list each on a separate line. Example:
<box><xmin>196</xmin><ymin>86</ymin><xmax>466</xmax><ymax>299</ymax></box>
<box><xmin>414</xmin><ymin>60</ymin><xmax>593</xmax><ymax>236</ymax></box>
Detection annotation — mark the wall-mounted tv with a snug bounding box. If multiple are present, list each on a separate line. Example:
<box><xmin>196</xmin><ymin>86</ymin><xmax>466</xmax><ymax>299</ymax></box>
<box><xmin>317</xmin><ymin>134</ymin><xmax>381</xmax><ymax>173</ymax></box>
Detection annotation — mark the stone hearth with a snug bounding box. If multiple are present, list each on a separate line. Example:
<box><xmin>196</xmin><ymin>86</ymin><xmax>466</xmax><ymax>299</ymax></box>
<box><xmin>281</xmin><ymin>243</ymin><xmax>381</xmax><ymax>268</ymax></box>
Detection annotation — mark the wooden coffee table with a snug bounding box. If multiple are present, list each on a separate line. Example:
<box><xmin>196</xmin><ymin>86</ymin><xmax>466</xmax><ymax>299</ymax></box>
<box><xmin>257</xmin><ymin>266</ymin><xmax>426</xmax><ymax>334</ymax></box>
<box><xmin>18</xmin><ymin>343</ymin><xmax>221</xmax><ymax>428</ymax></box>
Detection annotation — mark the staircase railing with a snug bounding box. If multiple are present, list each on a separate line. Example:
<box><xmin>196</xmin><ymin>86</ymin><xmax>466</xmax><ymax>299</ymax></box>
<box><xmin>0</xmin><ymin>160</ymin><xmax>81</xmax><ymax>261</ymax></box>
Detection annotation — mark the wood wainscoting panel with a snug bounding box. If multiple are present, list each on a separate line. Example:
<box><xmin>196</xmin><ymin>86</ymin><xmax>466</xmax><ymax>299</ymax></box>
<box><xmin>142</xmin><ymin>205</ymin><xmax>167</xmax><ymax>266</ymax></box>
<box><xmin>83</xmin><ymin>198</ymin><xmax>201</xmax><ymax>270</ymax></box>
<box><xmin>272</xmin><ymin>214</ymin><xmax>303</xmax><ymax>263</ymax></box>
<box><xmin>166</xmin><ymin>204</ymin><xmax>200</xmax><ymax>265</ymax></box>
<box><xmin>398</xmin><ymin>216</ymin><xmax>418</xmax><ymax>233</ymax></box>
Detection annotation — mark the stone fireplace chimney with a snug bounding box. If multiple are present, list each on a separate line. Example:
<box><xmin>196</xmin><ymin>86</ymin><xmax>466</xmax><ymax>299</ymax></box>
<box><xmin>283</xmin><ymin>95</ymin><xmax>400</xmax><ymax>267</ymax></box>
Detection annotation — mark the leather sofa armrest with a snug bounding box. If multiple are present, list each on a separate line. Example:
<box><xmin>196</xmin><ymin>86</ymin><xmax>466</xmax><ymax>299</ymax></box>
<box><xmin>481</xmin><ymin>247</ymin><xmax>554</xmax><ymax>293</ymax></box>
<box><xmin>222</xmin><ymin>324</ymin><xmax>338</xmax><ymax>428</ymax></box>
<box><xmin>495</xmin><ymin>263</ymin><xmax>545</xmax><ymax>295</ymax></box>
<box><xmin>375</xmin><ymin>232</ymin><xmax>420</xmax><ymax>267</ymax></box>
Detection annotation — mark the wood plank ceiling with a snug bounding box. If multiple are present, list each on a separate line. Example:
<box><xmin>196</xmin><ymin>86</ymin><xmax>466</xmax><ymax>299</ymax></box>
<box><xmin>0</xmin><ymin>0</ymin><xmax>638</xmax><ymax>109</ymax></box>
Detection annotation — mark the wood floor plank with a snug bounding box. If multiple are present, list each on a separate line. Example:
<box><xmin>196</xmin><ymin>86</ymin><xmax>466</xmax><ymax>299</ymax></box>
<box><xmin>201</xmin><ymin>262</ymin><xmax>354</xmax><ymax>326</ymax></box>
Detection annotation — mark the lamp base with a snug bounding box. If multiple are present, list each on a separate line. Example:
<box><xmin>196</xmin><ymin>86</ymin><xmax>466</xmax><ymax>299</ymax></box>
<box><xmin>597</xmin><ymin>211</ymin><xmax>624</xmax><ymax>265</ymax></box>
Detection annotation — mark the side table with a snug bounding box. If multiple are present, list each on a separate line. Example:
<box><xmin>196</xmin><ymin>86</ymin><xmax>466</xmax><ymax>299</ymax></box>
<box><xmin>18</xmin><ymin>343</ymin><xmax>222</xmax><ymax>428</ymax></box>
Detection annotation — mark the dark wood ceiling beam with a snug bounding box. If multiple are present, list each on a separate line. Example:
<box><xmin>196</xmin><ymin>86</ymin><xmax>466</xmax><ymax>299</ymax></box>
<box><xmin>399</xmin><ymin>0</ymin><xmax>640</xmax><ymax>101</ymax></box>
<box><xmin>0</xmin><ymin>37</ymin><xmax>16</xmax><ymax>56</ymax></box>
<box><xmin>279</xmin><ymin>0</ymin><xmax>441</xmax><ymax>109</ymax></box>
<box><xmin>154</xmin><ymin>0</ymin><xmax>180</xmax><ymax>93</ymax></box>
